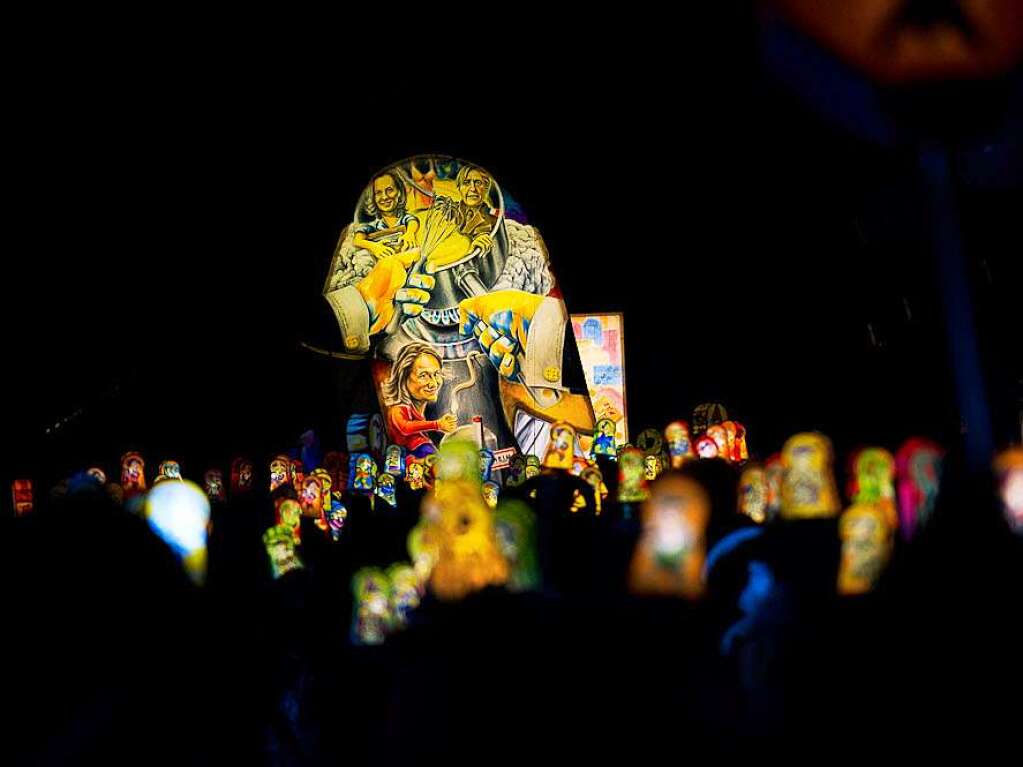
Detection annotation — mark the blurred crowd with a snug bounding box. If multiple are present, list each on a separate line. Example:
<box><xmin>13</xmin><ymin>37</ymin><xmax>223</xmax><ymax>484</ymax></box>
<box><xmin>4</xmin><ymin>405</ymin><xmax>1022</xmax><ymax>765</ymax></box>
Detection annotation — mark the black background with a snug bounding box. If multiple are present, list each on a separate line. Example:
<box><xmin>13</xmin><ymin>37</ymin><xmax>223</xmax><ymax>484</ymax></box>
<box><xmin>5</xmin><ymin>7</ymin><xmax>1021</xmax><ymax>491</ymax></box>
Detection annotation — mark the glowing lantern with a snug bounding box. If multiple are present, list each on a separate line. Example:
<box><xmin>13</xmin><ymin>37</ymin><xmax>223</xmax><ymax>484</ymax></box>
<box><xmin>230</xmin><ymin>457</ymin><xmax>254</xmax><ymax>495</ymax></box>
<box><xmin>617</xmin><ymin>447</ymin><xmax>649</xmax><ymax>504</ymax></box>
<box><xmin>120</xmin><ymin>451</ymin><xmax>147</xmax><ymax>496</ymax></box>
<box><xmin>263</xmin><ymin>524</ymin><xmax>303</xmax><ymax>579</ymax></box>
<box><xmin>706</xmin><ymin>425</ymin><xmax>730</xmax><ymax>462</ymax></box>
<box><xmin>269</xmin><ymin>454</ymin><xmax>291</xmax><ymax>493</ymax></box>
<box><xmin>592</xmin><ymin>418</ymin><xmax>618</xmax><ymax>460</ymax></box>
<box><xmin>664</xmin><ymin>420</ymin><xmax>695</xmax><ymax>469</ymax></box>
<box><xmin>848</xmin><ymin>448</ymin><xmax>897</xmax><ymax>529</ymax></box>
<box><xmin>145</xmin><ymin>480</ymin><xmax>211</xmax><ymax>585</ymax></box>
<box><xmin>895</xmin><ymin>438</ymin><xmax>944</xmax><ymax>540</ymax></box>
<box><xmin>543</xmin><ymin>421</ymin><xmax>577</xmax><ymax>471</ymax></box>
<box><xmin>994</xmin><ymin>448</ymin><xmax>1023</xmax><ymax>534</ymax></box>
<box><xmin>838</xmin><ymin>503</ymin><xmax>893</xmax><ymax>595</ymax></box>
<box><xmin>695</xmin><ymin>436</ymin><xmax>719</xmax><ymax>459</ymax></box>
<box><xmin>494</xmin><ymin>499</ymin><xmax>540</xmax><ymax>592</ymax></box>
<box><xmin>12</xmin><ymin>479</ymin><xmax>33</xmax><ymax>516</ymax></box>
<box><xmin>349</xmin><ymin>453</ymin><xmax>378</xmax><ymax>494</ymax></box>
<box><xmin>351</xmin><ymin>568</ymin><xmax>393</xmax><ymax>645</ymax></box>
<box><xmin>780</xmin><ymin>433</ymin><xmax>841</xmax><ymax>519</ymax></box>
<box><xmin>203</xmin><ymin>469</ymin><xmax>226</xmax><ymax>503</ymax></box>
<box><xmin>425</xmin><ymin>480</ymin><xmax>509</xmax><ymax>601</ymax></box>
<box><xmin>738</xmin><ymin>464</ymin><xmax>768</xmax><ymax>524</ymax></box>
<box><xmin>629</xmin><ymin>474</ymin><xmax>710</xmax><ymax>598</ymax></box>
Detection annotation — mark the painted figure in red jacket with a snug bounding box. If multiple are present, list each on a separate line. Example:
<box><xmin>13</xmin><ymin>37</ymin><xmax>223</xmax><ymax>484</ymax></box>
<box><xmin>381</xmin><ymin>342</ymin><xmax>457</xmax><ymax>459</ymax></box>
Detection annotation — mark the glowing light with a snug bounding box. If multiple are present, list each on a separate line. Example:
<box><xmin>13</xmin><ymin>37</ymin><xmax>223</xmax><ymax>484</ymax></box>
<box><xmin>144</xmin><ymin>480</ymin><xmax>210</xmax><ymax>584</ymax></box>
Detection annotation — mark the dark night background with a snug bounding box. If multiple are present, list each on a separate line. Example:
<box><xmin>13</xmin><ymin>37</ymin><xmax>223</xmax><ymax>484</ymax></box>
<box><xmin>4</xmin><ymin>6</ymin><xmax>1021</xmax><ymax>494</ymax></box>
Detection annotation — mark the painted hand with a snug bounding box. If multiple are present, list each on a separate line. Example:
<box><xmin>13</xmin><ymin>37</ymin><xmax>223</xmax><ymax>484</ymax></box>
<box><xmin>458</xmin><ymin>290</ymin><xmax>544</xmax><ymax>380</ymax></box>
<box><xmin>355</xmin><ymin>254</ymin><xmax>431</xmax><ymax>334</ymax></box>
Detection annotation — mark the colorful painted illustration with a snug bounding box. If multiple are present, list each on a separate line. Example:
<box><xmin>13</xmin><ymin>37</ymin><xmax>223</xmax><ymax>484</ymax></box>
<box><xmin>154</xmin><ymin>460</ymin><xmax>182</xmax><ymax>485</ymax></box>
<box><xmin>479</xmin><ymin>448</ymin><xmax>495</xmax><ymax>483</ymax></box>
<box><xmin>230</xmin><ymin>457</ymin><xmax>254</xmax><ymax>495</ymax></box>
<box><xmin>328</xmin><ymin>496</ymin><xmax>348</xmax><ymax>542</ymax></box>
<box><xmin>692</xmin><ymin>403</ymin><xmax>728</xmax><ymax>437</ymax></box>
<box><xmin>204</xmin><ymin>469</ymin><xmax>226</xmax><ymax>503</ymax></box>
<box><xmin>324</xmin><ymin>156</ymin><xmax>595</xmax><ymax>466</ymax></box>
<box><xmin>350</xmin><ymin>453</ymin><xmax>377</xmax><ymax>494</ymax></box>
<box><xmin>269</xmin><ymin>454</ymin><xmax>291</xmax><ymax>493</ymax></box>
<box><xmin>664</xmin><ymin>420</ymin><xmax>695</xmax><ymax>469</ymax></box>
<box><xmin>706</xmin><ymin>425</ymin><xmax>729</xmax><ymax>462</ymax></box>
<box><xmin>695</xmin><ymin>436</ymin><xmax>719</xmax><ymax>459</ymax></box>
<box><xmin>120</xmin><ymin>451</ymin><xmax>146</xmax><ymax>496</ymax></box>
<box><xmin>848</xmin><ymin>448</ymin><xmax>897</xmax><ymax>529</ymax></box>
<box><xmin>524</xmin><ymin>455</ymin><xmax>541</xmax><ymax>480</ymax></box>
<box><xmin>780</xmin><ymin>433</ymin><xmax>841</xmax><ymax>519</ymax></box>
<box><xmin>482</xmin><ymin>480</ymin><xmax>500</xmax><ymax>509</ymax></box>
<box><xmin>895</xmin><ymin>438</ymin><xmax>944</xmax><ymax>540</ymax></box>
<box><xmin>618</xmin><ymin>447</ymin><xmax>649</xmax><ymax>504</ymax></box>
<box><xmin>384</xmin><ymin>444</ymin><xmax>406</xmax><ymax>476</ymax></box>
<box><xmin>300</xmin><ymin>474</ymin><xmax>326</xmax><ymax>521</ymax></box>
<box><xmin>276</xmin><ymin>498</ymin><xmax>303</xmax><ymax>542</ymax></box>
<box><xmin>12</xmin><ymin>479</ymin><xmax>34</xmax><ymax>516</ymax></box>
<box><xmin>263</xmin><ymin>524</ymin><xmax>303</xmax><ymax>579</ymax></box>
<box><xmin>375</xmin><ymin>473</ymin><xmax>398</xmax><ymax>508</ymax></box>
<box><xmin>838</xmin><ymin>503</ymin><xmax>893</xmax><ymax>595</ymax></box>
<box><xmin>571</xmin><ymin>312</ymin><xmax>628</xmax><ymax>445</ymax></box>
<box><xmin>405</xmin><ymin>460</ymin><xmax>426</xmax><ymax>490</ymax></box>
<box><xmin>543</xmin><ymin>421</ymin><xmax>577</xmax><ymax>471</ymax></box>
<box><xmin>505</xmin><ymin>455</ymin><xmax>527</xmax><ymax>488</ymax></box>
<box><xmin>591</xmin><ymin>417</ymin><xmax>618</xmax><ymax>460</ymax></box>
<box><xmin>738</xmin><ymin>464</ymin><xmax>767</xmax><ymax>523</ymax></box>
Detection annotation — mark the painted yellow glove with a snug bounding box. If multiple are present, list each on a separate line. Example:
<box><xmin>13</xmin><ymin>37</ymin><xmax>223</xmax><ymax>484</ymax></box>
<box><xmin>458</xmin><ymin>290</ymin><xmax>545</xmax><ymax>379</ymax></box>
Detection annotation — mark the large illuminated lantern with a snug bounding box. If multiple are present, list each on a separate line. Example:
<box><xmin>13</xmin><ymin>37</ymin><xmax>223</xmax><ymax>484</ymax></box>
<box><xmin>323</xmin><ymin>156</ymin><xmax>595</xmax><ymax>469</ymax></box>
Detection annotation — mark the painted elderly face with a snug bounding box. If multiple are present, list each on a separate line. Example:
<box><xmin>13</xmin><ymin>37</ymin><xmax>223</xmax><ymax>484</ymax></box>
<box><xmin>407</xmin><ymin>353</ymin><xmax>444</xmax><ymax>404</ymax></box>
<box><xmin>459</xmin><ymin>168</ymin><xmax>489</xmax><ymax>208</ymax></box>
<box><xmin>373</xmin><ymin>173</ymin><xmax>401</xmax><ymax>214</ymax></box>
<box><xmin>239</xmin><ymin>463</ymin><xmax>253</xmax><ymax>487</ymax></box>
